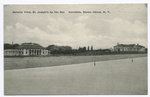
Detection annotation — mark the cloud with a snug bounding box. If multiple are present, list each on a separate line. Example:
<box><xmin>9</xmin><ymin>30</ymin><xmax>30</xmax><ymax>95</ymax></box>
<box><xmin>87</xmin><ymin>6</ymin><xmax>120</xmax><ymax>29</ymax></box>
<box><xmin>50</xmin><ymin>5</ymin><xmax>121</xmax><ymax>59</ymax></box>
<box><xmin>4</xmin><ymin>4</ymin><xmax>147</xmax><ymax>50</ymax></box>
<box><xmin>46</xmin><ymin>17</ymin><xmax>133</xmax><ymax>49</ymax></box>
<box><xmin>108</xmin><ymin>18</ymin><xmax>147</xmax><ymax>46</ymax></box>
<box><xmin>85</xmin><ymin>17</ymin><xmax>147</xmax><ymax>47</ymax></box>
<box><xmin>4</xmin><ymin>23</ymin><xmax>51</xmax><ymax>46</ymax></box>
<box><xmin>4</xmin><ymin>16</ymin><xmax>147</xmax><ymax>49</ymax></box>
<box><xmin>46</xmin><ymin>17</ymin><xmax>95</xmax><ymax>48</ymax></box>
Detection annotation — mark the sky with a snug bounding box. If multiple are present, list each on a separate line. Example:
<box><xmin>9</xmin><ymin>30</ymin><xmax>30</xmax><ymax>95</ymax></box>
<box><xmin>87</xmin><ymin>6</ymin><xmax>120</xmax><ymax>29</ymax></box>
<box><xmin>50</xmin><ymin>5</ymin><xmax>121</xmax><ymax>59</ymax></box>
<box><xmin>4</xmin><ymin>4</ymin><xmax>147</xmax><ymax>49</ymax></box>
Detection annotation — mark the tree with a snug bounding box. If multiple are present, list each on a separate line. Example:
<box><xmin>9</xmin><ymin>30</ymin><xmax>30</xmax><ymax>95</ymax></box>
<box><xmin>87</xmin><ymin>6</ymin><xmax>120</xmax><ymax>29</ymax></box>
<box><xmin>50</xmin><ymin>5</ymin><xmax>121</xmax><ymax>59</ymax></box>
<box><xmin>46</xmin><ymin>45</ymin><xmax>55</xmax><ymax>50</ymax></box>
<box><xmin>91</xmin><ymin>46</ymin><xmax>93</xmax><ymax>51</ymax></box>
<box><xmin>4</xmin><ymin>43</ymin><xmax>19</xmax><ymax>49</ymax></box>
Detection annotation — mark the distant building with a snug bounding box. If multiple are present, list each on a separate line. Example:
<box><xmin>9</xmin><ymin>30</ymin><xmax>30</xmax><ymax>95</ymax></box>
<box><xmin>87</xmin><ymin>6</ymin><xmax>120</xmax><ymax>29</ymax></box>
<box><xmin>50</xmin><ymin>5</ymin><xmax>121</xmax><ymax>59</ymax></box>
<box><xmin>46</xmin><ymin>45</ymin><xmax>72</xmax><ymax>51</ymax></box>
<box><xmin>4</xmin><ymin>43</ymin><xmax>48</xmax><ymax>56</ymax></box>
<box><xmin>114</xmin><ymin>43</ymin><xmax>145</xmax><ymax>52</ymax></box>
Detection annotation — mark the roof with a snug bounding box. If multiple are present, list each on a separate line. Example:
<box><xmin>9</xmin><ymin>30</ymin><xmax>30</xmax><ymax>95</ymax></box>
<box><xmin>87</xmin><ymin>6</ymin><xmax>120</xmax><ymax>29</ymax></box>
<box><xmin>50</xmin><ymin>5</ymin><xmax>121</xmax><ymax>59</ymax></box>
<box><xmin>119</xmin><ymin>44</ymin><xmax>135</xmax><ymax>46</ymax></box>
<box><xmin>114</xmin><ymin>44</ymin><xmax>135</xmax><ymax>47</ymax></box>
<box><xmin>15</xmin><ymin>43</ymin><xmax>45</xmax><ymax>49</ymax></box>
<box><xmin>114</xmin><ymin>44</ymin><xmax>145</xmax><ymax>48</ymax></box>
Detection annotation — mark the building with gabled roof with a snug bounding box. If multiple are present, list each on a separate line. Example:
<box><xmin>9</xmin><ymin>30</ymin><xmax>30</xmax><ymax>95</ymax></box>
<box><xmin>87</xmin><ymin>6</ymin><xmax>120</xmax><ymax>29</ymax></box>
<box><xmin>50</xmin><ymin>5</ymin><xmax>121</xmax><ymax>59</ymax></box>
<box><xmin>4</xmin><ymin>43</ymin><xmax>49</xmax><ymax>56</ymax></box>
<box><xmin>16</xmin><ymin>43</ymin><xmax>45</xmax><ymax>49</ymax></box>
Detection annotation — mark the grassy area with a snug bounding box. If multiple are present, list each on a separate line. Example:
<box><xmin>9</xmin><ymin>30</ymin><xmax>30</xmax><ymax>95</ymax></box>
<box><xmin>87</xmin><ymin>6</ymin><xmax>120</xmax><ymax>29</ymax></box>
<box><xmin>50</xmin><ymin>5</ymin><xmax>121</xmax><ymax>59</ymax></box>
<box><xmin>4</xmin><ymin>54</ymin><xmax>147</xmax><ymax>70</ymax></box>
<box><xmin>4</xmin><ymin>51</ymin><xmax>147</xmax><ymax>58</ymax></box>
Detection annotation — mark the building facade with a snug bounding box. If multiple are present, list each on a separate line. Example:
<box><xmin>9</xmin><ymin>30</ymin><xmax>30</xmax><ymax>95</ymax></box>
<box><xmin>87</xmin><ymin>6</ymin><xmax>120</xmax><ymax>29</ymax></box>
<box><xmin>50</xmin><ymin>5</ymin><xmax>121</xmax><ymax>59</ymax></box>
<box><xmin>4</xmin><ymin>49</ymin><xmax>20</xmax><ymax>56</ymax></box>
<box><xmin>4</xmin><ymin>43</ymin><xmax>49</xmax><ymax>56</ymax></box>
<box><xmin>114</xmin><ymin>43</ymin><xmax>145</xmax><ymax>52</ymax></box>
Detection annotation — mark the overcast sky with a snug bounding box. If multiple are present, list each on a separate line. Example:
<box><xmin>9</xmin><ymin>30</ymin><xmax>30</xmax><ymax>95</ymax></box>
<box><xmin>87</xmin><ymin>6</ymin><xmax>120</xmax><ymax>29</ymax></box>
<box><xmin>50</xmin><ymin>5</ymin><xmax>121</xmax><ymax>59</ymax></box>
<box><xmin>4</xmin><ymin>4</ymin><xmax>147</xmax><ymax>49</ymax></box>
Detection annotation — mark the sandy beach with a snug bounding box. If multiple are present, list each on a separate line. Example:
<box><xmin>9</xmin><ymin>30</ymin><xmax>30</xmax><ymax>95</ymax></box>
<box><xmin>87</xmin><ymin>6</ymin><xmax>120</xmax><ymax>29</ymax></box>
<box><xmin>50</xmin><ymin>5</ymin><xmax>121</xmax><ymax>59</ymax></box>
<box><xmin>4</xmin><ymin>57</ymin><xmax>147</xmax><ymax>95</ymax></box>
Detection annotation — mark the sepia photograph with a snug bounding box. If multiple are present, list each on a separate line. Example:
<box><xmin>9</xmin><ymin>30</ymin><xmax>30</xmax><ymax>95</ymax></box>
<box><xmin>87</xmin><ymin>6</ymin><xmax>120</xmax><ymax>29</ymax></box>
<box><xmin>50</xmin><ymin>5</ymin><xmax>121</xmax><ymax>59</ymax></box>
<box><xmin>4</xmin><ymin>4</ymin><xmax>147</xmax><ymax>95</ymax></box>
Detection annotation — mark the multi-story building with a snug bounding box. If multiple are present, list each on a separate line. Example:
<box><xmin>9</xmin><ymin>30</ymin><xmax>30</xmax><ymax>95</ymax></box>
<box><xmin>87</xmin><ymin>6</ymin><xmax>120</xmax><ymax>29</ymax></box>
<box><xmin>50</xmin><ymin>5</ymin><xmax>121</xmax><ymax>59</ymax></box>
<box><xmin>114</xmin><ymin>43</ymin><xmax>145</xmax><ymax>52</ymax></box>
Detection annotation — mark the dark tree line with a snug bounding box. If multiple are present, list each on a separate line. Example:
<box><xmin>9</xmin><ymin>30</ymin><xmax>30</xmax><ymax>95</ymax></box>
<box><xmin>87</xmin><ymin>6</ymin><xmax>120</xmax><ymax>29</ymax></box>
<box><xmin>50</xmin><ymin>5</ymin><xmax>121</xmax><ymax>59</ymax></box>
<box><xmin>4</xmin><ymin>43</ymin><xmax>19</xmax><ymax>49</ymax></box>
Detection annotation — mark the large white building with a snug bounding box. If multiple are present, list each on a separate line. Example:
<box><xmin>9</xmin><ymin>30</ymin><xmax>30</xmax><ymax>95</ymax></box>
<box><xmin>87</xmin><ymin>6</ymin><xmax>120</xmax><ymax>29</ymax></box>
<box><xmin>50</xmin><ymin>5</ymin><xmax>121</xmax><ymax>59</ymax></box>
<box><xmin>114</xmin><ymin>43</ymin><xmax>145</xmax><ymax>52</ymax></box>
<box><xmin>4</xmin><ymin>43</ymin><xmax>49</xmax><ymax>56</ymax></box>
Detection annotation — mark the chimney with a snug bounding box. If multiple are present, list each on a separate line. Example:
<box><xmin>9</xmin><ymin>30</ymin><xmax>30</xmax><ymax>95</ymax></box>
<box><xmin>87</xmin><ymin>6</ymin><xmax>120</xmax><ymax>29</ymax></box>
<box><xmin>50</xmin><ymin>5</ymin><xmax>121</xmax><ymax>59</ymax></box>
<box><xmin>12</xmin><ymin>41</ymin><xmax>13</xmax><ymax>45</ymax></box>
<box><xmin>117</xmin><ymin>42</ymin><xmax>119</xmax><ymax>45</ymax></box>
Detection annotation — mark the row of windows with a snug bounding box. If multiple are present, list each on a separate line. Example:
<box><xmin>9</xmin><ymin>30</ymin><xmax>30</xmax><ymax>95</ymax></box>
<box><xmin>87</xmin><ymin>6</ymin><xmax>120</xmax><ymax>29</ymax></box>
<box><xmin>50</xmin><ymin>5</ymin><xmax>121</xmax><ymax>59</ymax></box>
<box><xmin>5</xmin><ymin>50</ymin><xmax>48</xmax><ymax>54</ymax></box>
<box><xmin>5</xmin><ymin>51</ymin><xmax>49</xmax><ymax>55</ymax></box>
<box><xmin>25</xmin><ymin>51</ymin><xmax>47</xmax><ymax>54</ymax></box>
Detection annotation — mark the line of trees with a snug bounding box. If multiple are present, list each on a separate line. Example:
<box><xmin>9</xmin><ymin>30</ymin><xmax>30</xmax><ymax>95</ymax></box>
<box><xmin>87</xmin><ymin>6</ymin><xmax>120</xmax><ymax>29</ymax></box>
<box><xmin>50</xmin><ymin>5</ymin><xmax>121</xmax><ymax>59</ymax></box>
<box><xmin>46</xmin><ymin>45</ymin><xmax>112</xmax><ymax>55</ymax></box>
<box><xmin>4</xmin><ymin>43</ymin><xmax>19</xmax><ymax>49</ymax></box>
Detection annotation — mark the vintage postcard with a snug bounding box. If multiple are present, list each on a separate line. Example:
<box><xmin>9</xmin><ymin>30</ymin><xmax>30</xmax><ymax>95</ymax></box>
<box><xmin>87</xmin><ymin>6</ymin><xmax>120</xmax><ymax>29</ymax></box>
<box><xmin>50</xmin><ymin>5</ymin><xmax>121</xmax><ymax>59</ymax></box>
<box><xmin>4</xmin><ymin>4</ymin><xmax>147</xmax><ymax>95</ymax></box>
